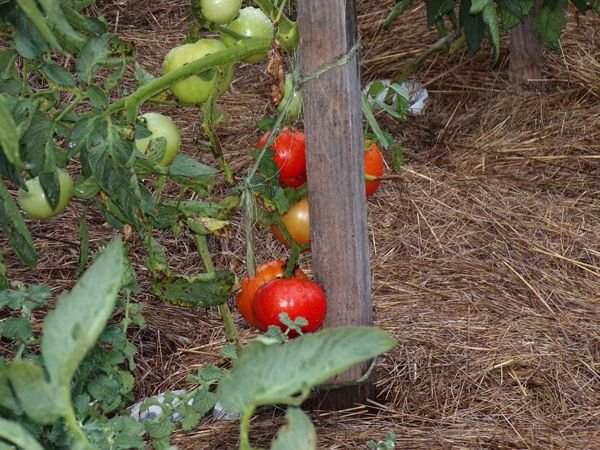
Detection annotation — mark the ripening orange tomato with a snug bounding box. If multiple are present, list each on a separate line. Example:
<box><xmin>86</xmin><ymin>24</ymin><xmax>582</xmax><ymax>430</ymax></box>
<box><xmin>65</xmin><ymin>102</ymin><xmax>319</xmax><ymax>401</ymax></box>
<box><xmin>236</xmin><ymin>259</ymin><xmax>307</xmax><ymax>329</ymax></box>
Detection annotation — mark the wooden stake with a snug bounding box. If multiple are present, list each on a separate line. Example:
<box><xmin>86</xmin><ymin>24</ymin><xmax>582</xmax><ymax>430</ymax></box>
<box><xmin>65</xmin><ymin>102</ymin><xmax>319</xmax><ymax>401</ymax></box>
<box><xmin>297</xmin><ymin>0</ymin><xmax>374</xmax><ymax>409</ymax></box>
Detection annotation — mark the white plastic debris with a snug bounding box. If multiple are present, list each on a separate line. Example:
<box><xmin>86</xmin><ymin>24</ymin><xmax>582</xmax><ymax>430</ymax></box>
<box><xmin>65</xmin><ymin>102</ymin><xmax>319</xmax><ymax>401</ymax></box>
<box><xmin>363</xmin><ymin>79</ymin><xmax>429</xmax><ymax>115</ymax></box>
<box><xmin>212</xmin><ymin>401</ymin><xmax>241</xmax><ymax>421</ymax></box>
<box><xmin>129</xmin><ymin>389</ymin><xmax>190</xmax><ymax>422</ymax></box>
<box><xmin>129</xmin><ymin>391</ymin><xmax>241</xmax><ymax>423</ymax></box>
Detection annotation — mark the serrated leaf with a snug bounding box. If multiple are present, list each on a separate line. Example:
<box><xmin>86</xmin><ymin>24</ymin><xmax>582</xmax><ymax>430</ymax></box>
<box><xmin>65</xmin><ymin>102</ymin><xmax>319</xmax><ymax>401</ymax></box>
<box><xmin>362</xmin><ymin>95</ymin><xmax>391</xmax><ymax>149</ymax></box>
<box><xmin>470</xmin><ymin>0</ymin><xmax>501</xmax><ymax>61</ymax></box>
<box><xmin>42</xmin><ymin>62</ymin><xmax>76</xmax><ymax>87</ymax></box>
<box><xmin>0</xmin><ymin>417</ymin><xmax>44</xmax><ymax>450</ymax></box>
<box><xmin>41</xmin><ymin>238</ymin><xmax>126</xmax><ymax>388</ymax></box>
<box><xmin>0</xmin><ymin>95</ymin><xmax>22</xmax><ymax>169</ymax></box>
<box><xmin>144</xmin><ymin>236</ymin><xmax>169</xmax><ymax>277</ymax></box>
<box><xmin>38</xmin><ymin>0</ymin><xmax>86</xmax><ymax>51</ymax></box>
<box><xmin>76</xmin><ymin>34</ymin><xmax>111</xmax><ymax>83</ymax></box>
<box><xmin>460</xmin><ymin>0</ymin><xmax>485</xmax><ymax>55</ymax></box>
<box><xmin>86</xmin><ymin>84</ymin><xmax>108</xmax><ymax>110</ymax></box>
<box><xmin>134</xmin><ymin>62</ymin><xmax>156</xmax><ymax>86</ymax></box>
<box><xmin>0</xmin><ymin>179</ymin><xmax>37</xmax><ymax>267</ymax></box>
<box><xmin>271</xmin><ymin>407</ymin><xmax>317</xmax><ymax>450</ymax></box>
<box><xmin>534</xmin><ymin>1</ymin><xmax>567</xmax><ymax>49</ymax></box>
<box><xmin>152</xmin><ymin>271</ymin><xmax>235</xmax><ymax>308</ymax></box>
<box><xmin>168</xmin><ymin>154</ymin><xmax>218</xmax><ymax>178</ymax></box>
<box><xmin>0</xmin><ymin>316</ymin><xmax>32</xmax><ymax>342</ymax></box>
<box><xmin>424</xmin><ymin>0</ymin><xmax>456</xmax><ymax>25</ymax></box>
<box><xmin>13</xmin><ymin>1</ymin><xmax>58</xmax><ymax>57</ymax></box>
<box><xmin>8</xmin><ymin>360</ymin><xmax>66</xmax><ymax>424</ymax></box>
<box><xmin>217</xmin><ymin>327</ymin><xmax>397</xmax><ymax>413</ymax></box>
<box><xmin>143</xmin><ymin>417</ymin><xmax>175</xmax><ymax>441</ymax></box>
<box><xmin>496</xmin><ymin>0</ymin><xmax>533</xmax><ymax>29</ymax></box>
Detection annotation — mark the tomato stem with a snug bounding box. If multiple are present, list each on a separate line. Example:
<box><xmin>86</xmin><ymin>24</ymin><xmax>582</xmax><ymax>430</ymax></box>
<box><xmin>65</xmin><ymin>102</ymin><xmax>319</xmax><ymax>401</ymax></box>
<box><xmin>201</xmin><ymin>67</ymin><xmax>235</xmax><ymax>185</ymax></box>
<box><xmin>106</xmin><ymin>38</ymin><xmax>272</xmax><ymax>115</ymax></box>
<box><xmin>193</xmin><ymin>233</ymin><xmax>242</xmax><ymax>351</ymax></box>
<box><xmin>239</xmin><ymin>406</ymin><xmax>256</xmax><ymax>450</ymax></box>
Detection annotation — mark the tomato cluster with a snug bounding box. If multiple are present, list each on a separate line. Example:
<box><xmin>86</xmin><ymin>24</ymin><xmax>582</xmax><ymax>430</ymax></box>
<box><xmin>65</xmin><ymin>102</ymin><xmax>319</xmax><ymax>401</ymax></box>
<box><xmin>237</xmin><ymin>259</ymin><xmax>326</xmax><ymax>336</ymax></box>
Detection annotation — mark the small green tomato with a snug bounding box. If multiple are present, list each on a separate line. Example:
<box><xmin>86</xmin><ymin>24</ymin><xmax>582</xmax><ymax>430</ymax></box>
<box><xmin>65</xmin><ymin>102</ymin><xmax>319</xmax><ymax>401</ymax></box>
<box><xmin>200</xmin><ymin>0</ymin><xmax>242</xmax><ymax>25</ymax></box>
<box><xmin>222</xmin><ymin>7</ymin><xmax>274</xmax><ymax>63</ymax></box>
<box><xmin>18</xmin><ymin>169</ymin><xmax>73</xmax><ymax>220</ymax></box>
<box><xmin>163</xmin><ymin>39</ymin><xmax>234</xmax><ymax>104</ymax></box>
<box><xmin>277</xmin><ymin>74</ymin><xmax>303</xmax><ymax>120</ymax></box>
<box><xmin>135</xmin><ymin>112</ymin><xmax>182</xmax><ymax>166</ymax></box>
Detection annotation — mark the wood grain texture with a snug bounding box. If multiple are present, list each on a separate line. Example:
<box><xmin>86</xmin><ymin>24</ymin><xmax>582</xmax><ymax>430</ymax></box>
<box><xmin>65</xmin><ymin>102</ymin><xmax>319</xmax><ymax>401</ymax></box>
<box><xmin>298</xmin><ymin>0</ymin><xmax>374</xmax><ymax>408</ymax></box>
<box><xmin>509</xmin><ymin>0</ymin><xmax>544</xmax><ymax>83</ymax></box>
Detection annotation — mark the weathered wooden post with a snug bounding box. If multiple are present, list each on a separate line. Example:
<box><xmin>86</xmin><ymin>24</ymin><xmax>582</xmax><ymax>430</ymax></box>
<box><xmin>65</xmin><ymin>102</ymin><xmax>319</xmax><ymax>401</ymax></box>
<box><xmin>297</xmin><ymin>1</ymin><xmax>374</xmax><ymax>408</ymax></box>
<box><xmin>509</xmin><ymin>0</ymin><xmax>544</xmax><ymax>83</ymax></box>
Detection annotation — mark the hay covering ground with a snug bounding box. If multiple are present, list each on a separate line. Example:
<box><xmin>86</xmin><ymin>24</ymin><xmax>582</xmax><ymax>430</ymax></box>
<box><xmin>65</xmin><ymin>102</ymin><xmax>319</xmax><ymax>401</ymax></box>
<box><xmin>2</xmin><ymin>0</ymin><xmax>599</xmax><ymax>449</ymax></box>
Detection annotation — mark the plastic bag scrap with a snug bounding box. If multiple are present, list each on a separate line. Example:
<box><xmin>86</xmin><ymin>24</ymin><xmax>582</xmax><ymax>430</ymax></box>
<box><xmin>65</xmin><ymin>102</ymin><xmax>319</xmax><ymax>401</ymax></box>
<box><xmin>129</xmin><ymin>390</ymin><xmax>240</xmax><ymax>422</ymax></box>
<box><xmin>363</xmin><ymin>79</ymin><xmax>429</xmax><ymax>115</ymax></box>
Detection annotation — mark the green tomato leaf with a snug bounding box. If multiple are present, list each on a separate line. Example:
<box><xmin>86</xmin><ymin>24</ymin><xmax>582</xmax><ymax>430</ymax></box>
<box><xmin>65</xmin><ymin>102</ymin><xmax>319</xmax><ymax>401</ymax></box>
<box><xmin>168</xmin><ymin>154</ymin><xmax>218</xmax><ymax>178</ymax></box>
<box><xmin>75</xmin><ymin>115</ymin><xmax>142</xmax><ymax>226</ymax></box>
<box><xmin>0</xmin><ymin>317</ymin><xmax>32</xmax><ymax>343</ymax></box>
<box><xmin>0</xmin><ymin>417</ymin><xmax>44</xmax><ymax>450</ymax></box>
<box><xmin>86</xmin><ymin>84</ymin><xmax>108</xmax><ymax>110</ymax></box>
<box><xmin>0</xmin><ymin>179</ymin><xmax>37</xmax><ymax>267</ymax></box>
<box><xmin>151</xmin><ymin>270</ymin><xmax>235</xmax><ymax>308</ymax></box>
<box><xmin>424</xmin><ymin>0</ymin><xmax>456</xmax><ymax>25</ymax></box>
<box><xmin>76</xmin><ymin>34</ymin><xmax>112</xmax><ymax>83</ymax></box>
<box><xmin>534</xmin><ymin>0</ymin><xmax>567</xmax><ymax>50</ymax></box>
<box><xmin>271</xmin><ymin>407</ymin><xmax>317</xmax><ymax>450</ymax></box>
<box><xmin>217</xmin><ymin>327</ymin><xmax>397</xmax><ymax>413</ymax></box>
<box><xmin>0</xmin><ymin>95</ymin><xmax>23</xmax><ymax>169</ymax></box>
<box><xmin>13</xmin><ymin>0</ymin><xmax>59</xmax><ymax>56</ymax></box>
<box><xmin>41</xmin><ymin>238</ymin><xmax>126</xmax><ymax>388</ymax></box>
<box><xmin>42</xmin><ymin>62</ymin><xmax>76</xmax><ymax>87</ymax></box>
<box><xmin>0</xmin><ymin>362</ymin><xmax>20</xmax><ymax>412</ymax></box>
<box><xmin>8</xmin><ymin>360</ymin><xmax>66</xmax><ymax>424</ymax></box>
<box><xmin>496</xmin><ymin>0</ymin><xmax>533</xmax><ymax>29</ymax></box>
<box><xmin>470</xmin><ymin>0</ymin><xmax>501</xmax><ymax>61</ymax></box>
<box><xmin>144</xmin><ymin>236</ymin><xmax>169</xmax><ymax>278</ymax></box>
<box><xmin>459</xmin><ymin>0</ymin><xmax>485</xmax><ymax>55</ymax></box>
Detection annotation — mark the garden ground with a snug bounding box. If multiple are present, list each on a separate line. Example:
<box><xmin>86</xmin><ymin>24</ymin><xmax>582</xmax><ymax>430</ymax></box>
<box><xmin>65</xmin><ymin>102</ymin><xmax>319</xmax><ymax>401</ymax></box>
<box><xmin>3</xmin><ymin>1</ymin><xmax>599</xmax><ymax>448</ymax></box>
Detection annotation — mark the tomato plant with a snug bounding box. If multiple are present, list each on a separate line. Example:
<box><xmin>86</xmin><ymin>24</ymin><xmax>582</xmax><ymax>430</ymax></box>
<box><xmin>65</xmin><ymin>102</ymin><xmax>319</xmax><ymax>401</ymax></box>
<box><xmin>256</xmin><ymin>128</ymin><xmax>306</xmax><ymax>188</ymax></box>
<box><xmin>252</xmin><ymin>278</ymin><xmax>327</xmax><ymax>336</ymax></box>
<box><xmin>200</xmin><ymin>0</ymin><xmax>242</xmax><ymax>25</ymax></box>
<box><xmin>135</xmin><ymin>112</ymin><xmax>182</xmax><ymax>166</ymax></box>
<box><xmin>277</xmin><ymin>74</ymin><xmax>303</xmax><ymax>120</ymax></box>
<box><xmin>163</xmin><ymin>39</ymin><xmax>234</xmax><ymax>104</ymax></box>
<box><xmin>364</xmin><ymin>142</ymin><xmax>385</xmax><ymax>197</ymax></box>
<box><xmin>236</xmin><ymin>259</ymin><xmax>307</xmax><ymax>329</ymax></box>
<box><xmin>222</xmin><ymin>7</ymin><xmax>274</xmax><ymax>63</ymax></box>
<box><xmin>270</xmin><ymin>197</ymin><xmax>311</xmax><ymax>248</ymax></box>
<box><xmin>17</xmin><ymin>169</ymin><xmax>73</xmax><ymax>220</ymax></box>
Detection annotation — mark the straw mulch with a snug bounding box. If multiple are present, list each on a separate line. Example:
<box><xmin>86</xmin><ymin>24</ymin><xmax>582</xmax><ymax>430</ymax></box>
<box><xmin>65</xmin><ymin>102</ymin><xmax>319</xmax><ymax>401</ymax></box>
<box><xmin>2</xmin><ymin>1</ymin><xmax>599</xmax><ymax>449</ymax></box>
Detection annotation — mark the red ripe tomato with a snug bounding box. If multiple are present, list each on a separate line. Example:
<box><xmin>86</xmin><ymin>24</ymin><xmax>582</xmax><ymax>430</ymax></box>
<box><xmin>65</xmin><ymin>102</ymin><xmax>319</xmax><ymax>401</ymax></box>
<box><xmin>270</xmin><ymin>197</ymin><xmax>310</xmax><ymax>248</ymax></box>
<box><xmin>364</xmin><ymin>142</ymin><xmax>385</xmax><ymax>197</ymax></box>
<box><xmin>256</xmin><ymin>128</ymin><xmax>306</xmax><ymax>188</ymax></box>
<box><xmin>236</xmin><ymin>259</ymin><xmax>307</xmax><ymax>329</ymax></box>
<box><xmin>252</xmin><ymin>278</ymin><xmax>327</xmax><ymax>336</ymax></box>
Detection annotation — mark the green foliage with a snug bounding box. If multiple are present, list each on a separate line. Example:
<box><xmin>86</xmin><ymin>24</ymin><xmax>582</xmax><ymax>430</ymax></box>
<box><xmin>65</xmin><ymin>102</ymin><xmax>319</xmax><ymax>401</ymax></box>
<box><xmin>388</xmin><ymin>0</ymin><xmax>598</xmax><ymax>62</ymax></box>
<box><xmin>218</xmin><ymin>327</ymin><xmax>397</xmax><ymax>413</ymax></box>
<box><xmin>0</xmin><ymin>239</ymin><xmax>147</xmax><ymax>449</ymax></box>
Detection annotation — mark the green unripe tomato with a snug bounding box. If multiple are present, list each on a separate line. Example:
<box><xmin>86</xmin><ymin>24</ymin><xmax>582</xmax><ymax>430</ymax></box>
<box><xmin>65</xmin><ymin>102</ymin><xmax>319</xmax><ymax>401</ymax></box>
<box><xmin>222</xmin><ymin>7</ymin><xmax>274</xmax><ymax>63</ymax></box>
<box><xmin>276</xmin><ymin>19</ymin><xmax>298</xmax><ymax>54</ymax></box>
<box><xmin>18</xmin><ymin>169</ymin><xmax>73</xmax><ymax>220</ymax></box>
<box><xmin>277</xmin><ymin>74</ymin><xmax>303</xmax><ymax>120</ymax></box>
<box><xmin>135</xmin><ymin>112</ymin><xmax>182</xmax><ymax>166</ymax></box>
<box><xmin>163</xmin><ymin>39</ymin><xmax>234</xmax><ymax>104</ymax></box>
<box><xmin>200</xmin><ymin>0</ymin><xmax>242</xmax><ymax>25</ymax></box>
